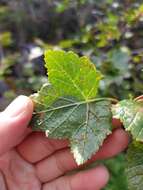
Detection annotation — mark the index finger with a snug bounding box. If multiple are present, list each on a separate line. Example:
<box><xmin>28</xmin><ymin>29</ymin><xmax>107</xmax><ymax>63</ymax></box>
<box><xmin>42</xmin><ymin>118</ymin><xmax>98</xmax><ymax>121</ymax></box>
<box><xmin>17</xmin><ymin>132</ymin><xmax>69</xmax><ymax>163</ymax></box>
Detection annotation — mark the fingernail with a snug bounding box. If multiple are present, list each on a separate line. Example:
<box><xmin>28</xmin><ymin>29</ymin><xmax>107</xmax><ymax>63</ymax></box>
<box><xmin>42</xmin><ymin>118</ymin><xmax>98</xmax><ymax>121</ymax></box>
<box><xmin>4</xmin><ymin>95</ymin><xmax>30</xmax><ymax>117</ymax></box>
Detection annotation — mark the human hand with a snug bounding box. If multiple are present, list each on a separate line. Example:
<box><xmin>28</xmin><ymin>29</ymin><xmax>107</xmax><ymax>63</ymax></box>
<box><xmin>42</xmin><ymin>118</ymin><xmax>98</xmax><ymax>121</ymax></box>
<box><xmin>0</xmin><ymin>96</ymin><xmax>129</xmax><ymax>190</ymax></box>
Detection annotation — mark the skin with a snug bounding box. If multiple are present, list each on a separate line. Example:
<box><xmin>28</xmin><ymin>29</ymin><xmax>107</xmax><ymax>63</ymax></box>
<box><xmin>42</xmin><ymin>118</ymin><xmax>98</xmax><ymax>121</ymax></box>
<box><xmin>0</xmin><ymin>95</ymin><xmax>129</xmax><ymax>190</ymax></box>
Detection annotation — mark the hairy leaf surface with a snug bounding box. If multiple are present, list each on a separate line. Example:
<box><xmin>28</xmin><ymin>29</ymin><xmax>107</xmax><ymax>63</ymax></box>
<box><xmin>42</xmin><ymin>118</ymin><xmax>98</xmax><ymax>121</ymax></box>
<box><xmin>31</xmin><ymin>50</ymin><xmax>112</xmax><ymax>165</ymax></box>
<box><xmin>126</xmin><ymin>141</ymin><xmax>143</xmax><ymax>190</ymax></box>
<box><xmin>112</xmin><ymin>100</ymin><xmax>143</xmax><ymax>141</ymax></box>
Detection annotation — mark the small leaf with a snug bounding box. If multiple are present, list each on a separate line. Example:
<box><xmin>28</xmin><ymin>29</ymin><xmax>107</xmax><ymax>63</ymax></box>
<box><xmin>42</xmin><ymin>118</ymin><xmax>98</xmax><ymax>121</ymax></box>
<box><xmin>112</xmin><ymin>100</ymin><xmax>143</xmax><ymax>141</ymax></box>
<box><xmin>31</xmin><ymin>50</ymin><xmax>112</xmax><ymax>165</ymax></box>
<box><xmin>126</xmin><ymin>141</ymin><xmax>143</xmax><ymax>190</ymax></box>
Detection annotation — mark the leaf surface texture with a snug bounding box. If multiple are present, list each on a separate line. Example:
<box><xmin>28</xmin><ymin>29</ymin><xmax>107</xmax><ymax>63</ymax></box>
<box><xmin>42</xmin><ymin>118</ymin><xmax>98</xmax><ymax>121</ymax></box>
<box><xmin>31</xmin><ymin>50</ymin><xmax>112</xmax><ymax>164</ymax></box>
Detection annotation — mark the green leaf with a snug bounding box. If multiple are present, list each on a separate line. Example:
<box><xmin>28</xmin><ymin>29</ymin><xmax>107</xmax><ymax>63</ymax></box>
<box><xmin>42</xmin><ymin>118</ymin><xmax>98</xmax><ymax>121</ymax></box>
<box><xmin>112</xmin><ymin>100</ymin><xmax>143</xmax><ymax>141</ymax></box>
<box><xmin>70</xmin><ymin>100</ymin><xmax>112</xmax><ymax>164</ymax></box>
<box><xmin>44</xmin><ymin>50</ymin><xmax>102</xmax><ymax>100</ymax></box>
<box><xmin>0</xmin><ymin>32</ymin><xmax>12</xmax><ymax>47</ymax></box>
<box><xmin>108</xmin><ymin>47</ymin><xmax>130</xmax><ymax>75</ymax></box>
<box><xmin>31</xmin><ymin>50</ymin><xmax>112</xmax><ymax>165</ymax></box>
<box><xmin>126</xmin><ymin>141</ymin><xmax>143</xmax><ymax>190</ymax></box>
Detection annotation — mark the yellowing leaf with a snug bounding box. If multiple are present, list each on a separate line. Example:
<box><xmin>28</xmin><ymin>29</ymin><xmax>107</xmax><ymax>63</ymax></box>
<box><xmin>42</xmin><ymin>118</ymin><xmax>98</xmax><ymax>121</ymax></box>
<box><xmin>31</xmin><ymin>50</ymin><xmax>112</xmax><ymax>165</ymax></box>
<box><xmin>112</xmin><ymin>100</ymin><xmax>143</xmax><ymax>141</ymax></box>
<box><xmin>44</xmin><ymin>50</ymin><xmax>102</xmax><ymax>100</ymax></box>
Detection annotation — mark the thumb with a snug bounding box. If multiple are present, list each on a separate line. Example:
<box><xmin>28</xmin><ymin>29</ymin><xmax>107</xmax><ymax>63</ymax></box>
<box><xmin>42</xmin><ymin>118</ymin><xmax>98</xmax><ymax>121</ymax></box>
<box><xmin>0</xmin><ymin>95</ymin><xmax>33</xmax><ymax>155</ymax></box>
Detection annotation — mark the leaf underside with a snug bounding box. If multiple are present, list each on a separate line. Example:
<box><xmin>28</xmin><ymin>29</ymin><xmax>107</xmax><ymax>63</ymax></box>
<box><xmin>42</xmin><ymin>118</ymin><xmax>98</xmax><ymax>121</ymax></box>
<box><xmin>31</xmin><ymin>50</ymin><xmax>112</xmax><ymax>165</ymax></box>
<box><xmin>112</xmin><ymin>99</ymin><xmax>143</xmax><ymax>141</ymax></box>
<box><xmin>126</xmin><ymin>141</ymin><xmax>143</xmax><ymax>190</ymax></box>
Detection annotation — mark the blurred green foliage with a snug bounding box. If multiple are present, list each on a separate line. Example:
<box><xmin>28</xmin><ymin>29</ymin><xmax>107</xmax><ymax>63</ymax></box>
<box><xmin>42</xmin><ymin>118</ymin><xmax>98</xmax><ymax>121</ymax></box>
<box><xmin>103</xmin><ymin>154</ymin><xmax>128</xmax><ymax>190</ymax></box>
<box><xmin>0</xmin><ymin>31</ymin><xmax>12</xmax><ymax>47</ymax></box>
<box><xmin>0</xmin><ymin>0</ymin><xmax>143</xmax><ymax>189</ymax></box>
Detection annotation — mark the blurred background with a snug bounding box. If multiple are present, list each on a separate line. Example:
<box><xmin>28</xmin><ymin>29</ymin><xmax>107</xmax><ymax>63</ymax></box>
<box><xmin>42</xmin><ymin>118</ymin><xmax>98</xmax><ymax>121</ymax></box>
<box><xmin>0</xmin><ymin>0</ymin><xmax>143</xmax><ymax>189</ymax></box>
